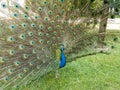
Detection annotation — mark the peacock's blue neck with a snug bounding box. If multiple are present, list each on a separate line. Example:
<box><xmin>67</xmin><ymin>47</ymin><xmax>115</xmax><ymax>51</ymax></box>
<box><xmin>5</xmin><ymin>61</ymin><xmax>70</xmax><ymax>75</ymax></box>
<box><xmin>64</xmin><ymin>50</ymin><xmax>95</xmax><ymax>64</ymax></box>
<box><xmin>59</xmin><ymin>47</ymin><xmax>66</xmax><ymax>68</ymax></box>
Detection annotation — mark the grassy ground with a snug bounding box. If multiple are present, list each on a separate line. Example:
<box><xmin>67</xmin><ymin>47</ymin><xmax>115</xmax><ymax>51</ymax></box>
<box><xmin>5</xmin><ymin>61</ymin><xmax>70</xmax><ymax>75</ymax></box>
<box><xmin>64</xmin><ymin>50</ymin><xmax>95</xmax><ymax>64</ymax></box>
<box><xmin>17</xmin><ymin>30</ymin><xmax>120</xmax><ymax>90</ymax></box>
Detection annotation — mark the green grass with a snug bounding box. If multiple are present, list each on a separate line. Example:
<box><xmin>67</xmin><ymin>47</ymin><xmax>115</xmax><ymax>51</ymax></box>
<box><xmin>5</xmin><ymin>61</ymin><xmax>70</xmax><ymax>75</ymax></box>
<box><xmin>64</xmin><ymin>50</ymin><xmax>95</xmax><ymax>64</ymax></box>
<box><xmin>115</xmin><ymin>15</ymin><xmax>120</xmax><ymax>18</ymax></box>
<box><xmin>17</xmin><ymin>30</ymin><xmax>120</xmax><ymax>90</ymax></box>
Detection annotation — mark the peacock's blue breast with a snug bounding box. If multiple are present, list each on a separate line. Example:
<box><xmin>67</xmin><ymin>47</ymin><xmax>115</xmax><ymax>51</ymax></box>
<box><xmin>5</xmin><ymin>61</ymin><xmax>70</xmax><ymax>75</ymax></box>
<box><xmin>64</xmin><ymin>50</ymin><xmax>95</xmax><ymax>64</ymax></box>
<box><xmin>59</xmin><ymin>52</ymin><xmax>66</xmax><ymax>68</ymax></box>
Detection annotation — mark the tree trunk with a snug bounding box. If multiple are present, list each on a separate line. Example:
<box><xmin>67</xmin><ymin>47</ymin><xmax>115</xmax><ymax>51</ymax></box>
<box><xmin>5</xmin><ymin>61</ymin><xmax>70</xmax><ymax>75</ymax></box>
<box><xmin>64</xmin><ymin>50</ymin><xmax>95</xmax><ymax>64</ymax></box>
<box><xmin>97</xmin><ymin>0</ymin><xmax>109</xmax><ymax>48</ymax></box>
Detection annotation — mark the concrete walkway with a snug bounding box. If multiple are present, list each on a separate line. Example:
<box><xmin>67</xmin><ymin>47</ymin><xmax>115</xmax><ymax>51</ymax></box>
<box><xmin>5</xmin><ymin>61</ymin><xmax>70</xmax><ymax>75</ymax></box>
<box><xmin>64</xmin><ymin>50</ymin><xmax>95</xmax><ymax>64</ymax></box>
<box><xmin>107</xmin><ymin>18</ymin><xmax>120</xmax><ymax>30</ymax></box>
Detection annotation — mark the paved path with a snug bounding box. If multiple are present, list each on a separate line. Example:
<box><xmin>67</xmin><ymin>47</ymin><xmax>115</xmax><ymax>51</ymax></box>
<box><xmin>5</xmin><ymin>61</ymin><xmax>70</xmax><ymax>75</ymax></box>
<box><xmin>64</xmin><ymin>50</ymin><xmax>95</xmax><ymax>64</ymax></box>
<box><xmin>107</xmin><ymin>18</ymin><xmax>120</xmax><ymax>30</ymax></box>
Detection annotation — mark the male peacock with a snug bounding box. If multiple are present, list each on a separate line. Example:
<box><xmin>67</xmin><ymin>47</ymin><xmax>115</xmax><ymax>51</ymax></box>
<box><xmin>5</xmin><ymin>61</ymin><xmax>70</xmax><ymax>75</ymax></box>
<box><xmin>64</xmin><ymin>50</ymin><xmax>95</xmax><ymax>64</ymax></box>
<box><xmin>0</xmin><ymin>0</ymin><xmax>97</xmax><ymax>89</ymax></box>
<box><xmin>59</xmin><ymin>45</ymin><xmax>66</xmax><ymax>68</ymax></box>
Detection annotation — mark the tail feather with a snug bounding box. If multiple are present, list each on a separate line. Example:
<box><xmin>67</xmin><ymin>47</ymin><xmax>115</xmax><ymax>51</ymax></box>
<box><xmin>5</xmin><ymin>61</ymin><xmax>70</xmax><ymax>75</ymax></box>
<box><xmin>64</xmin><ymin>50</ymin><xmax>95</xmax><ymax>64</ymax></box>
<box><xmin>0</xmin><ymin>0</ymin><xmax>96</xmax><ymax>89</ymax></box>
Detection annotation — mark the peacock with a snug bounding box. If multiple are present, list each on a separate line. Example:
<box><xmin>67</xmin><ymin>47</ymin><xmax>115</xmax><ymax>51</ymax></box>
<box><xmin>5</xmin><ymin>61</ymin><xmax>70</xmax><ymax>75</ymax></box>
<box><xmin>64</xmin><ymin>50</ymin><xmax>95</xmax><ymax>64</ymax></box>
<box><xmin>0</xmin><ymin>0</ymin><xmax>98</xmax><ymax>89</ymax></box>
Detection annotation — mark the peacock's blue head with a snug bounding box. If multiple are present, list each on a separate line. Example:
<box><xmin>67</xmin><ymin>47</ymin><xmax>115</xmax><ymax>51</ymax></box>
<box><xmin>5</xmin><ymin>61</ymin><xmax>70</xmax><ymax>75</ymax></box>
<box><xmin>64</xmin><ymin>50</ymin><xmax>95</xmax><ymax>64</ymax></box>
<box><xmin>60</xmin><ymin>45</ymin><xmax>65</xmax><ymax>51</ymax></box>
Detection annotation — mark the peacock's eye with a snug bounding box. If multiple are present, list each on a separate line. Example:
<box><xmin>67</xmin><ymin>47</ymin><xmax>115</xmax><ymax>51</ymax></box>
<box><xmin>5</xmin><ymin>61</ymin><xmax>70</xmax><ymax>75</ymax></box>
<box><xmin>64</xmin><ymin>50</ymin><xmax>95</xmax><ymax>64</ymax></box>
<box><xmin>22</xmin><ymin>23</ymin><xmax>27</xmax><ymax>28</ymax></box>
<box><xmin>10</xmin><ymin>24</ymin><xmax>15</xmax><ymax>30</ymax></box>
<box><xmin>39</xmin><ymin>25</ymin><xmax>44</xmax><ymax>30</ymax></box>
<box><xmin>23</xmin><ymin>14</ymin><xmax>28</xmax><ymax>19</ymax></box>
<box><xmin>56</xmin><ymin>15</ymin><xmax>60</xmax><ymax>19</ymax></box>
<box><xmin>44</xmin><ymin>17</ymin><xmax>49</xmax><ymax>22</ymax></box>
<box><xmin>19</xmin><ymin>34</ymin><xmax>25</xmax><ymax>40</ymax></box>
<box><xmin>23</xmin><ymin>68</ymin><xmax>29</xmax><ymax>73</ymax></box>
<box><xmin>4</xmin><ymin>77</ymin><xmax>9</xmax><ymax>81</ymax></box>
<box><xmin>39</xmin><ymin>39</ymin><xmax>43</xmax><ymax>44</ymax></box>
<box><xmin>63</xmin><ymin>21</ymin><xmax>67</xmax><ymax>25</ymax></box>
<box><xmin>53</xmin><ymin>4</ymin><xmax>57</xmax><ymax>9</ymax></box>
<box><xmin>47</xmin><ymin>41</ymin><xmax>50</xmax><ymax>45</ymax></box>
<box><xmin>48</xmin><ymin>27</ymin><xmax>52</xmax><ymax>31</ymax></box>
<box><xmin>7</xmin><ymin>36</ymin><xmax>15</xmax><ymax>42</ymax></box>
<box><xmin>48</xmin><ymin>10</ymin><xmax>53</xmax><ymax>15</ymax></box>
<box><xmin>34</xmin><ymin>16</ymin><xmax>39</xmax><ymax>19</ymax></box>
<box><xmin>41</xmin><ymin>48</ymin><xmax>45</xmax><ymax>51</ymax></box>
<box><xmin>19</xmin><ymin>44</ymin><xmax>25</xmax><ymax>50</ymax></box>
<box><xmin>29</xmin><ymin>62</ymin><xmax>34</xmax><ymax>66</ymax></box>
<box><xmin>18</xmin><ymin>73</ymin><xmax>24</xmax><ymax>78</ymax></box>
<box><xmin>38</xmin><ymin>32</ymin><xmax>44</xmax><ymax>36</ymax></box>
<box><xmin>56</xmin><ymin>25</ymin><xmax>61</xmax><ymax>30</ymax></box>
<box><xmin>31</xmin><ymin>23</ymin><xmax>36</xmax><ymax>27</ymax></box>
<box><xmin>60</xmin><ymin>0</ymin><xmax>64</xmax><ymax>2</ymax></box>
<box><xmin>23</xmin><ymin>54</ymin><xmax>27</xmax><ymax>59</ymax></box>
<box><xmin>53</xmin><ymin>31</ymin><xmax>57</xmax><ymax>35</ymax></box>
<box><xmin>1</xmin><ymin>2</ymin><xmax>7</xmax><ymax>8</ymax></box>
<box><xmin>2</xmin><ymin>4</ymin><xmax>6</xmax><ymax>8</ymax></box>
<box><xmin>61</xmin><ymin>9</ymin><xmax>65</xmax><ymax>14</ymax></box>
<box><xmin>29</xmin><ymin>40</ymin><xmax>35</xmax><ymax>45</ymax></box>
<box><xmin>11</xmin><ymin>26</ymin><xmax>14</xmax><ymax>29</ymax></box>
<box><xmin>44</xmin><ymin>1</ymin><xmax>47</xmax><ymax>4</ymax></box>
<box><xmin>9</xmin><ymin>50</ymin><xmax>15</xmax><ymax>55</ymax></box>
<box><xmin>71</xmin><ymin>5</ymin><xmax>74</xmax><ymax>9</ymax></box>
<box><xmin>43</xmin><ymin>1</ymin><xmax>48</xmax><ymax>5</ymax></box>
<box><xmin>50</xmin><ymin>20</ymin><xmax>55</xmax><ymax>25</ymax></box>
<box><xmin>28</xmin><ymin>32</ymin><xmax>33</xmax><ymax>37</ymax></box>
<box><xmin>0</xmin><ymin>57</ymin><xmax>5</xmax><ymax>63</ymax></box>
<box><xmin>25</xmin><ymin>6</ymin><xmax>29</xmax><ymax>10</ymax></box>
<box><xmin>38</xmin><ymin>7</ymin><xmax>42</xmax><ymax>12</ymax></box>
<box><xmin>37</xmin><ymin>55</ymin><xmax>41</xmax><ymax>59</ymax></box>
<box><xmin>32</xmin><ymin>49</ymin><xmax>37</xmax><ymax>54</ymax></box>
<box><xmin>8</xmin><ymin>69</ymin><xmax>14</xmax><ymax>74</ymax></box>
<box><xmin>13</xmin><ymin>13</ymin><xmax>18</xmax><ymax>17</ymax></box>
<box><xmin>15</xmin><ymin>4</ymin><xmax>19</xmax><ymax>8</ymax></box>
<box><xmin>14</xmin><ymin>61</ymin><xmax>21</xmax><ymax>66</ymax></box>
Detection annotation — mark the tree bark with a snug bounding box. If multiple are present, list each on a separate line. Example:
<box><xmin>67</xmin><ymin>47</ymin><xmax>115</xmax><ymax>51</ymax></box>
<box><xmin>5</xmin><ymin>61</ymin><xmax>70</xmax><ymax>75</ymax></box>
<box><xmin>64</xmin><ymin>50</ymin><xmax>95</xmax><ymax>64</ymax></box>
<box><xmin>98</xmin><ymin>0</ymin><xmax>109</xmax><ymax>48</ymax></box>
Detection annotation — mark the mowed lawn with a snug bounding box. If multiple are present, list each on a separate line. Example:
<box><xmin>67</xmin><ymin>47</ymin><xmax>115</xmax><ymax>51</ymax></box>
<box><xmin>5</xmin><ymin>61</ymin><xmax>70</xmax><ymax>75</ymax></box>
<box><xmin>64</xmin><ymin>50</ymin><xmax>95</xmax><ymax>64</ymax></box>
<box><xmin>15</xmin><ymin>30</ymin><xmax>120</xmax><ymax>90</ymax></box>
